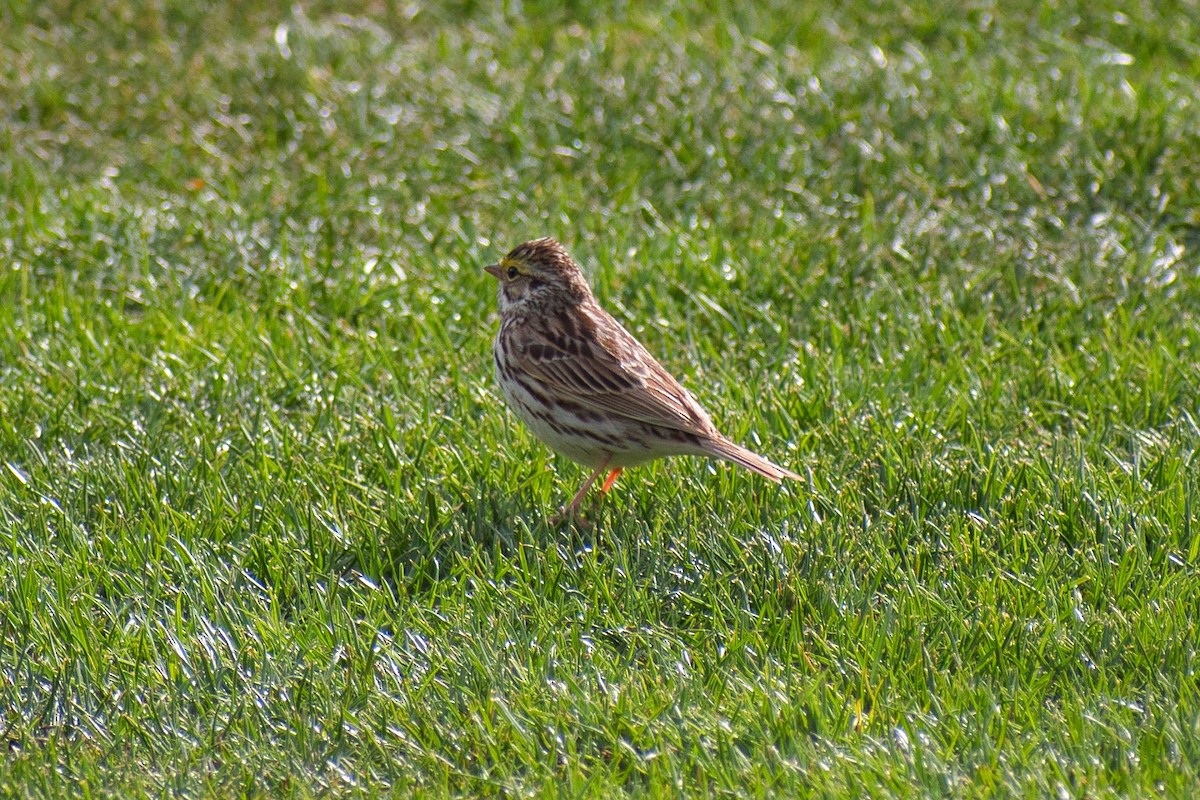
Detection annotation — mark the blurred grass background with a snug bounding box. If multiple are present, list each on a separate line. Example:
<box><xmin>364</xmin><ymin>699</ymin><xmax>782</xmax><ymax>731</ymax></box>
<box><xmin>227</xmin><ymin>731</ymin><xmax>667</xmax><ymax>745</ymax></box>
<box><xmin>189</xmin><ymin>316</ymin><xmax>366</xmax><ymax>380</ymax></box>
<box><xmin>2</xmin><ymin>1</ymin><xmax>1200</xmax><ymax>796</ymax></box>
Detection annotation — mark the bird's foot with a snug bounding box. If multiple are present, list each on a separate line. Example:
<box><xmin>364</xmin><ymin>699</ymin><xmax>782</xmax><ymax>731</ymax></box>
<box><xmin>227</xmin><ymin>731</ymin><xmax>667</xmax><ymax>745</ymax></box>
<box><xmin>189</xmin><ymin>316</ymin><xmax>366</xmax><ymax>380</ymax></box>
<box><xmin>550</xmin><ymin>505</ymin><xmax>593</xmax><ymax>528</ymax></box>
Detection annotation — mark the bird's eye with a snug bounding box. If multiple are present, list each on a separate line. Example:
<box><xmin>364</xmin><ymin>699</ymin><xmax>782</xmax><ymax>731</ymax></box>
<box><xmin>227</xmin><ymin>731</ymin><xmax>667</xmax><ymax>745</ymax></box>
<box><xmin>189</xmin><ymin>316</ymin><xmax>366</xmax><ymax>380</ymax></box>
<box><xmin>506</xmin><ymin>266</ymin><xmax>520</xmax><ymax>279</ymax></box>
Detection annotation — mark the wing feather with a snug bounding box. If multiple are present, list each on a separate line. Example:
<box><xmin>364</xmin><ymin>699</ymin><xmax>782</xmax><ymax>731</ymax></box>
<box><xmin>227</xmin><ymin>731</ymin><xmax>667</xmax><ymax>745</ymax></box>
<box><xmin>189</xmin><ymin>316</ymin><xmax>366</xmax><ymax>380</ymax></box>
<box><xmin>513</xmin><ymin>304</ymin><xmax>717</xmax><ymax>436</ymax></box>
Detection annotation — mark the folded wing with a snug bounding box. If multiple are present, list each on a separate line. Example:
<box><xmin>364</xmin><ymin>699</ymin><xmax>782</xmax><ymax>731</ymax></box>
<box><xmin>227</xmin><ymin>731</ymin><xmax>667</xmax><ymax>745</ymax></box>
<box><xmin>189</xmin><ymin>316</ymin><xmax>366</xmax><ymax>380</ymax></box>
<box><xmin>514</xmin><ymin>304</ymin><xmax>719</xmax><ymax>438</ymax></box>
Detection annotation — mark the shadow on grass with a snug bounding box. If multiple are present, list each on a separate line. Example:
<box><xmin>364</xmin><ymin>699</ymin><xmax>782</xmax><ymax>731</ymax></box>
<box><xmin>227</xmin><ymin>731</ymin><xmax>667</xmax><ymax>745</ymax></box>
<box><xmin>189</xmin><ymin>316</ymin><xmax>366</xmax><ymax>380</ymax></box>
<box><xmin>328</xmin><ymin>490</ymin><xmax>615</xmax><ymax>596</ymax></box>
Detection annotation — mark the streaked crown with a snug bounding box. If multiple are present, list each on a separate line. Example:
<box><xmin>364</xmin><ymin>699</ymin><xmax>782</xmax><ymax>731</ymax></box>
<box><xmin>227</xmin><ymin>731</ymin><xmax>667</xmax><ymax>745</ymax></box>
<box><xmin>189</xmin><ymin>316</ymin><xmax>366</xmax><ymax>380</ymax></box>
<box><xmin>489</xmin><ymin>237</ymin><xmax>593</xmax><ymax>309</ymax></box>
<box><xmin>504</xmin><ymin>238</ymin><xmax>588</xmax><ymax>285</ymax></box>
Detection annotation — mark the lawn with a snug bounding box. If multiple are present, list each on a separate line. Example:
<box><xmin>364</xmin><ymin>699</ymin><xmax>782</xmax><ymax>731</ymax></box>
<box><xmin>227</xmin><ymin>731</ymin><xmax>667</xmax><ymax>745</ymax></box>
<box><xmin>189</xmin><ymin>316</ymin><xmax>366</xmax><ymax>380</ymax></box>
<box><xmin>2</xmin><ymin>1</ymin><xmax>1200</xmax><ymax>796</ymax></box>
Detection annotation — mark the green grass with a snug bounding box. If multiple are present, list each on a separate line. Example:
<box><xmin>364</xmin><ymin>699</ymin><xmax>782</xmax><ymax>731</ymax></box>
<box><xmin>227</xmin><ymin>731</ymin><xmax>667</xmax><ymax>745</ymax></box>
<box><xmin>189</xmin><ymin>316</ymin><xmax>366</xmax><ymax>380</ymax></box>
<box><xmin>3</xmin><ymin>0</ymin><xmax>1200</xmax><ymax>796</ymax></box>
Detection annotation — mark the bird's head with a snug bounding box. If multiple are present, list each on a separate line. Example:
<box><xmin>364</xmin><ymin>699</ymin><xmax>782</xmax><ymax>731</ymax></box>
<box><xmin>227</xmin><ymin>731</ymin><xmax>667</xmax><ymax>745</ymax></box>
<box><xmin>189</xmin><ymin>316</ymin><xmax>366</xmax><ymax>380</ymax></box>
<box><xmin>484</xmin><ymin>237</ymin><xmax>591</xmax><ymax>313</ymax></box>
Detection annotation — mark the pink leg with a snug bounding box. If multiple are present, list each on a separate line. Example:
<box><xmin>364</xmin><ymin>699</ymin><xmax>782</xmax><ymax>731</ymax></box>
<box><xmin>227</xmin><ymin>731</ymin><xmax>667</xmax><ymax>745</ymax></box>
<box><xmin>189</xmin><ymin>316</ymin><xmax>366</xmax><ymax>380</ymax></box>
<box><xmin>552</xmin><ymin>457</ymin><xmax>610</xmax><ymax>523</ymax></box>
<box><xmin>600</xmin><ymin>468</ymin><xmax>624</xmax><ymax>494</ymax></box>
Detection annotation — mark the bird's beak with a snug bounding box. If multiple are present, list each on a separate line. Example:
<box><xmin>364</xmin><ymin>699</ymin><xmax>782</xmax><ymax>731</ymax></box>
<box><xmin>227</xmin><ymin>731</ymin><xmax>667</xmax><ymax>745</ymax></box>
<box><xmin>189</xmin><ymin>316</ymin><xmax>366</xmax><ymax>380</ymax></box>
<box><xmin>483</xmin><ymin>264</ymin><xmax>502</xmax><ymax>279</ymax></box>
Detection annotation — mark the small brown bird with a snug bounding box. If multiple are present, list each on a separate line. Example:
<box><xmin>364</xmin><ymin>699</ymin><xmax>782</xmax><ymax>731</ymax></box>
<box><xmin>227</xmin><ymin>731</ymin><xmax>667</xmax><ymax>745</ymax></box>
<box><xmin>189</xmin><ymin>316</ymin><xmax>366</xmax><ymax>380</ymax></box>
<box><xmin>486</xmin><ymin>237</ymin><xmax>799</xmax><ymax>519</ymax></box>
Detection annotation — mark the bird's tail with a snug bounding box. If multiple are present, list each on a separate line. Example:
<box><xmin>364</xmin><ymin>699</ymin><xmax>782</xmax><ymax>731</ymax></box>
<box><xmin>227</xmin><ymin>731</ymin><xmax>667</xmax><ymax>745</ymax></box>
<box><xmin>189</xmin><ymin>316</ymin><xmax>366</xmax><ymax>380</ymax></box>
<box><xmin>702</xmin><ymin>436</ymin><xmax>800</xmax><ymax>483</ymax></box>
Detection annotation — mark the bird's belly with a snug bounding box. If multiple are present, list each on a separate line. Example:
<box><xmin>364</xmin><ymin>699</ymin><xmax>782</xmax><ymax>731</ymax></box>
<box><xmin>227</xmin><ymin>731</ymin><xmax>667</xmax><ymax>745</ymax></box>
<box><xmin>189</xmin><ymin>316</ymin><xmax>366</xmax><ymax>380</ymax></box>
<box><xmin>497</xmin><ymin>376</ymin><xmax>609</xmax><ymax>466</ymax></box>
<box><xmin>520</xmin><ymin>410</ymin><xmax>612</xmax><ymax>466</ymax></box>
<box><xmin>497</xmin><ymin>368</ymin><xmax>700</xmax><ymax>469</ymax></box>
